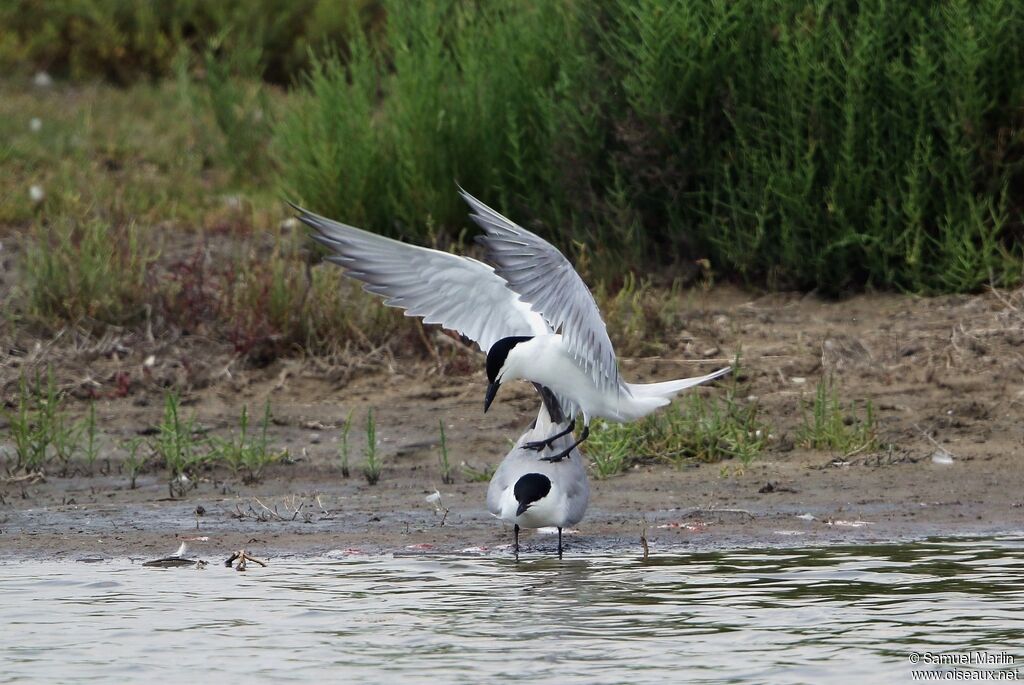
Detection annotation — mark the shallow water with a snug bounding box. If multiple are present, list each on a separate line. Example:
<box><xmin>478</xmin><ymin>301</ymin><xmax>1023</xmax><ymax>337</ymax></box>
<box><xmin>2</xmin><ymin>537</ymin><xmax>1022</xmax><ymax>684</ymax></box>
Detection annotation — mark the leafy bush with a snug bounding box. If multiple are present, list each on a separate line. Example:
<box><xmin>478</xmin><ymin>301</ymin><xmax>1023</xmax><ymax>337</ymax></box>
<box><xmin>24</xmin><ymin>219</ymin><xmax>157</xmax><ymax>329</ymax></box>
<box><xmin>274</xmin><ymin>0</ymin><xmax>1024</xmax><ymax>294</ymax></box>
<box><xmin>0</xmin><ymin>0</ymin><xmax>375</xmax><ymax>84</ymax></box>
<box><xmin>5</xmin><ymin>0</ymin><xmax>1022</xmax><ymax>295</ymax></box>
<box><xmin>274</xmin><ymin>1</ymin><xmax>585</xmax><ymax>242</ymax></box>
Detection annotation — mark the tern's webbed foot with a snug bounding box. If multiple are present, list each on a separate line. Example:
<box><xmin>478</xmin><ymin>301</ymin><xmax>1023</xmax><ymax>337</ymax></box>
<box><xmin>539</xmin><ymin>452</ymin><xmax>569</xmax><ymax>463</ymax></box>
<box><xmin>523</xmin><ymin>419</ymin><xmax>576</xmax><ymax>453</ymax></box>
<box><xmin>539</xmin><ymin>425</ymin><xmax>590</xmax><ymax>463</ymax></box>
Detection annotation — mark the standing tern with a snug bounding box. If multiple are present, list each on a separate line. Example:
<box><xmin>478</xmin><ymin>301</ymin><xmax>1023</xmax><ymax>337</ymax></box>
<box><xmin>292</xmin><ymin>189</ymin><xmax>730</xmax><ymax>460</ymax></box>
<box><xmin>486</xmin><ymin>402</ymin><xmax>589</xmax><ymax>559</ymax></box>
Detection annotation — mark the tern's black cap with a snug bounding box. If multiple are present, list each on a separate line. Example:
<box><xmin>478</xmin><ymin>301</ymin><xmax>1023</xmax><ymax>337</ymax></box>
<box><xmin>514</xmin><ymin>473</ymin><xmax>551</xmax><ymax>516</ymax></box>
<box><xmin>486</xmin><ymin>336</ymin><xmax>533</xmax><ymax>383</ymax></box>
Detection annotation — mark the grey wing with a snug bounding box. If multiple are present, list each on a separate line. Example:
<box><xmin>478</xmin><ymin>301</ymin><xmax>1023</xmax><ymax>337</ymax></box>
<box><xmin>485</xmin><ymin>456</ymin><xmax>511</xmax><ymax>517</ymax></box>
<box><xmin>293</xmin><ymin>203</ymin><xmax>548</xmax><ymax>353</ymax></box>
<box><xmin>546</xmin><ymin>425</ymin><xmax>589</xmax><ymax>526</ymax></box>
<box><xmin>562</xmin><ymin>458</ymin><xmax>590</xmax><ymax>527</ymax></box>
<box><xmin>459</xmin><ymin>189</ymin><xmax>622</xmax><ymax>393</ymax></box>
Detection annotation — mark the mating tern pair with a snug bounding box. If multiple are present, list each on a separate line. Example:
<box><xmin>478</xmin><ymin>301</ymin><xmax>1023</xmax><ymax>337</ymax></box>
<box><xmin>295</xmin><ymin>188</ymin><xmax>730</xmax><ymax>459</ymax></box>
<box><xmin>487</xmin><ymin>396</ymin><xmax>588</xmax><ymax>559</ymax></box>
<box><xmin>294</xmin><ymin>187</ymin><xmax>730</xmax><ymax>554</ymax></box>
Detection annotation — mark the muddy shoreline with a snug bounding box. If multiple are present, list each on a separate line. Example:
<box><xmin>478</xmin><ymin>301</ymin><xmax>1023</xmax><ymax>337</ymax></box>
<box><xmin>2</xmin><ymin>448</ymin><xmax>1021</xmax><ymax>562</ymax></box>
<box><xmin>2</xmin><ymin>286</ymin><xmax>1023</xmax><ymax>561</ymax></box>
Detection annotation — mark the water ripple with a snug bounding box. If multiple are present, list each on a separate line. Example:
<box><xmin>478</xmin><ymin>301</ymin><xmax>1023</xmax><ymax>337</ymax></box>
<box><xmin>0</xmin><ymin>537</ymin><xmax>1022</xmax><ymax>683</ymax></box>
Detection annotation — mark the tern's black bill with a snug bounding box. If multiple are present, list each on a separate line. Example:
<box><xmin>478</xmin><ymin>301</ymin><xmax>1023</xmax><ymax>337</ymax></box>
<box><xmin>483</xmin><ymin>381</ymin><xmax>501</xmax><ymax>413</ymax></box>
<box><xmin>516</xmin><ymin>501</ymin><xmax>530</xmax><ymax>517</ymax></box>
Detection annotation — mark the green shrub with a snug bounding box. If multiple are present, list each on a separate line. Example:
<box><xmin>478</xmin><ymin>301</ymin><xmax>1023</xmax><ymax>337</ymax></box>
<box><xmin>0</xmin><ymin>0</ymin><xmax>374</xmax><ymax>84</ymax></box>
<box><xmin>584</xmin><ymin>0</ymin><xmax>1024</xmax><ymax>292</ymax></box>
<box><xmin>24</xmin><ymin>219</ymin><xmax>157</xmax><ymax>329</ymax></box>
<box><xmin>208</xmin><ymin>401</ymin><xmax>285</xmax><ymax>483</ymax></box>
<box><xmin>797</xmin><ymin>376</ymin><xmax>877</xmax><ymax>454</ymax></box>
<box><xmin>0</xmin><ymin>370</ymin><xmax>77</xmax><ymax>474</ymax></box>
<box><xmin>273</xmin><ymin>1</ymin><xmax>584</xmax><ymax>241</ymax></box>
<box><xmin>5</xmin><ymin>0</ymin><xmax>1022</xmax><ymax>296</ymax></box>
<box><xmin>362</xmin><ymin>408</ymin><xmax>381</xmax><ymax>485</ymax></box>
<box><xmin>274</xmin><ymin>0</ymin><xmax>1024</xmax><ymax>294</ymax></box>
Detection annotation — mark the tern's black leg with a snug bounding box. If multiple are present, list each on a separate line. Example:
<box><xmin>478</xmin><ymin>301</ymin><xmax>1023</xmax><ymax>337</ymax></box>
<box><xmin>532</xmin><ymin>383</ymin><xmax>565</xmax><ymax>424</ymax></box>
<box><xmin>523</xmin><ymin>418</ymin><xmax>576</xmax><ymax>451</ymax></box>
<box><xmin>514</xmin><ymin>524</ymin><xmax>520</xmax><ymax>561</ymax></box>
<box><xmin>541</xmin><ymin>425</ymin><xmax>590</xmax><ymax>463</ymax></box>
<box><xmin>558</xmin><ymin>527</ymin><xmax>563</xmax><ymax>559</ymax></box>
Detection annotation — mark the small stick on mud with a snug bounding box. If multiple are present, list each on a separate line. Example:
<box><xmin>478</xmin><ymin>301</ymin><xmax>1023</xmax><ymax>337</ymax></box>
<box><xmin>225</xmin><ymin>550</ymin><xmax>267</xmax><ymax>572</ymax></box>
<box><xmin>2</xmin><ymin>471</ymin><xmax>46</xmax><ymax>485</ymax></box>
<box><xmin>913</xmin><ymin>423</ymin><xmax>958</xmax><ymax>459</ymax></box>
<box><xmin>315</xmin><ymin>494</ymin><xmax>332</xmax><ymax>518</ymax></box>
<box><xmin>425</xmin><ymin>491</ymin><xmax>448</xmax><ymax>527</ymax></box>
<box><xmin>253</xmin><ymin>497</ymin><xmax>286</xmax><ymax>521</ymax></box>
<box><xmin>842</xmin><ymin>441</ymin><xmax>873</xmax><ymax>460</ymax></box>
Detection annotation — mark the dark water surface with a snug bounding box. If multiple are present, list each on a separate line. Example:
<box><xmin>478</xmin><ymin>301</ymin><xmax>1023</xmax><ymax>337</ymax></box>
<box><xmin>2</xmin><ymin>536</ymin><xmax>1022</xmax><ymax>684</ymax></box>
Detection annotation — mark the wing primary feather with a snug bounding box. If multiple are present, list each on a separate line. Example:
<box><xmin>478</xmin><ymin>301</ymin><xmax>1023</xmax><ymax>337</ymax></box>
<box><xmin>292</xmin><ymin>201</ymin><xmax>547</xmax><ymax>352</ymax></box>
<box><xmin>458</xmin><ymin>189</ymin><xmax>622</xmax><ymax>394</ymax></box>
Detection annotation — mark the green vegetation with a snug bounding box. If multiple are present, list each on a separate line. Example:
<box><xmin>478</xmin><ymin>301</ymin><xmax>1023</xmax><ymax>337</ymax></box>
<box><xmin>208</xmin><ymin>401</ymin><xmax>285</xmax><ymax>484</ymax></box>
<box><xmin>438</xmin><ymin>420</ymin><xmax>453</xmax><ymax>485</ymax></box>
<box><xmin>273</xmin><ymin>0</ymin><xmax>1023</xmax><ymax>293</ymax></box>
<box><xmin>2</xmin><ymin>0</ymin><xmax>1020</xmax><ymax>355</ymax></box>
<box><xmin>0</xmin><ymin>370</ymin><xmax>77</xmax><ymax>474</ymax></box>
<box><xmin>275</xmin><ymin>2</ymin><xmax>581</xmax><ymax>248</ymax></box>
<box><xmin>24</xmin><ymin>219</ymin><xmax>157</xmax><ymax>329</ymax></box>
<box><xmin>337</xmin><ymin>409</ymin><xmax>353</xmax><ymax>478</ymax></box>
<box><xmin>798</xmin><ymin>376</ymin><xmax>878</xmax><ymax>455</ymax></box>
<box><xmin>158</xmin><ymin>230</ymin><xmax>407</xmax><ymax>362</ymax></box>
<box><xmin>152</xmin><ymin>391</ymin><xmax>204</xmax><ymax>497</ymax></box>
<box><xmin>0</xmin><ymin>2</ymin><xmax>1018</xmax><ymax>487</ymax></box>
<box><xmin>362</xmin><ymin>408</ymin><xmax>381</xmax><ymax>485</ymax></box>
<box><xmin>197</xmin><ymin>43</ymin><xmax>275</xmax><ymax>181</ymax></box>
<box><xmin>0</xmin><ymin>0</ymin><xmax>375</xmax><ymax>84</ymax></box>
<box><xmin>0</xmin><ymin>376</ymin><xmax>295</xmax><ymax>489</ymax></box>
<box><xmin>121</xmin><ymin>438</ymin><xmax>147</xmax><ymax>490</ymax></box>
<box><xmin>80</xmin><ymin>401</ymin><xmax>100</xmax><ymax>475</ymax></box>
<box><xmin>113</xmin><ymin>392</ymin><xmax>288</xmax><ymax>496</ymax></box>
<box><xmin>459</xmin><ymin>461</ymin><xmax>494</xmax><ymax>483</ymax></box>
<box><xmin>586</xmin><ymin>360</ymin><xmax>767</xmax><ymax>478</ymax></box>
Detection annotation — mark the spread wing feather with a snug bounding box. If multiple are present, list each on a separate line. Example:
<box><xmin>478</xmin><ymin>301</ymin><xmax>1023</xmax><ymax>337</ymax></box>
<box><xmin>293</xmin><ymin>203</ymin><xmax>548</xmax><ymax>353</ymax></box>
<box><xmin>459</xmin><ymin>189</ymin><xmax>623</xmax><ymax>393</ymax></box>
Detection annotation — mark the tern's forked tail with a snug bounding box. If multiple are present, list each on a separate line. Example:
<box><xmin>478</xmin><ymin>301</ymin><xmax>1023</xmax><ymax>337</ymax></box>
<box><xmin>624</xmin><ymin>366</ymin><xmax>732</xmax><ymax>400</ymax></box>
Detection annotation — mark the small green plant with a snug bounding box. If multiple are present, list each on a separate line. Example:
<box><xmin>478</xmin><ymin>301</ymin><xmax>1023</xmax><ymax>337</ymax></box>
<box><xmin>121</xmin><ymin>438</ymin><xmax>147</xmax><ymax>490</ymax></box>
<box><xmin>438</xmin><ymin>420</ymin><xmax>453</xmax><ymax>485</ymax></box>
<box><xmin>0</xmin><ymin>369</ymin><xmax>76</xmax><ymax>474</ymax></box>
<box><xmin>595</xmin><ymin>273</ymin><xmax>675</xmax><ymax>357</ymax></box>
<box><xmin>209</xmin><ymin>400</ymin><xmax>284</xmax><ymax>484</ymax></box>
<box><xmin>152</xmin><ymin>391</ymin><xmax>204</xmax><ymax>498</ymax></box>
<box><xmin>797</xmin><ymin>376</ymin><xmax>877</xmax><ymax>454</ymax></box>
<box><xmin>362</xmin><ymin>408</ymin><xmax>381</xmax><ymax>485</ymax></box>
<box><xmin>459</xmin><ymin>461</ymin><xmax>495</xmax><ymax>483</ymax></box>
<box><xmin>585</xmin><ymin>422</ymin><xmax>634</xmax><ymax>479</ymax></box>
<box><xmin>338</xmin><ymin>409</ymin><xmax>354</xmax><ymax>478</ymax></box>
<box><xmin>80</xmin><ymin>402</ymin><xmax>100</xmax><ymax>475</ymax></box>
